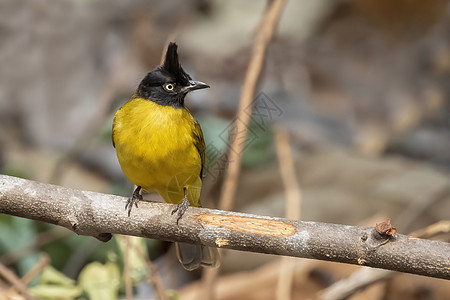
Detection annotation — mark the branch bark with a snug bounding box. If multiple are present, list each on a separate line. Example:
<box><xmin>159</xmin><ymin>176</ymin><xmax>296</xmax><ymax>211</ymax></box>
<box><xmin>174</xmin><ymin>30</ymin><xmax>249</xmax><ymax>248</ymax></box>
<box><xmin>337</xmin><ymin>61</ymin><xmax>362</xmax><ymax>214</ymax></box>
<box><xmin>0</xmin><ymin>175</ymin><xmax>449</xmax><ymax>280</ymax></box>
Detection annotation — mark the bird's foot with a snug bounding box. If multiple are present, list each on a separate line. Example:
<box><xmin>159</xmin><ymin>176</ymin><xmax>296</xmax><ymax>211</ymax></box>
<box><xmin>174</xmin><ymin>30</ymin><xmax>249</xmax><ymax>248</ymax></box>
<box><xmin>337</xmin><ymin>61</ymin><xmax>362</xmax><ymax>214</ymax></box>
<box><xmin>172</xmin><ymin>189</ymin><xmax>190</xmax><ymax>225</ymax></box>
<box><xmin>126</xmin><ymin>186</ymin><xmax>143</xmax><ymax>217</ymax></box>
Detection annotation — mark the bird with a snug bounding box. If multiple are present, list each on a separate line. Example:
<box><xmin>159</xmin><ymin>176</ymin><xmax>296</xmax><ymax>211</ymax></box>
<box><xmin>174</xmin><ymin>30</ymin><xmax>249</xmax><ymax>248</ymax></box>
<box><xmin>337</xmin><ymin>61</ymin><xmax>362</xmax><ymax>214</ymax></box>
<box><xmin>112</xmin><ymin>42</ymin><xmax>219</xmax><ymax>271</ymax></box>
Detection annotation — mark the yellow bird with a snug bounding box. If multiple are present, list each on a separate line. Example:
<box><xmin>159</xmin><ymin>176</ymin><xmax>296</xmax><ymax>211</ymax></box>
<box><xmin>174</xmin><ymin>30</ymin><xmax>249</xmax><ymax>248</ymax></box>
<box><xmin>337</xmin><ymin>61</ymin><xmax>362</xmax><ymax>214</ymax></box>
<box><xmin>112</xmin><ymin>42</ymin><xmax>219</xmax><ymax>271</ymax></box>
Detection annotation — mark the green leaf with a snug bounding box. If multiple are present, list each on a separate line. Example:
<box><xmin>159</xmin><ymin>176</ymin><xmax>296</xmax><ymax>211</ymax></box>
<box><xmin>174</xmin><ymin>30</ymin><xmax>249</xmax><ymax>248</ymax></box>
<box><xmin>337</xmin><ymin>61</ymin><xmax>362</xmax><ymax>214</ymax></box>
<box><xmin>78</xmin><ymin>261</ymin><xmax>120</xmax><ymax>300</ymax></box>
<box><xmin>29</xmin><ymin>266</ymin><xmax>82</xmax><ymax>300</ymax></box>
<box><xmin>29</xmin><ymin>285</ymin><xmax>82</xmax><ymax>300</ymax></box>
<box><xmin>40</xmin><ymin>266</ymin><xmax>76</xmax><ymax>286</ymax></box>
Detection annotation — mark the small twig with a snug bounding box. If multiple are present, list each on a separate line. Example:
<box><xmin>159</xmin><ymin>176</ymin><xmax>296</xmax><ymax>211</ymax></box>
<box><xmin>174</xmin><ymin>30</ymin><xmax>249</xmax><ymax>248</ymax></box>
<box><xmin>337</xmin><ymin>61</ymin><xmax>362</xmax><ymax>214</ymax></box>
<box><xmin>200</xmin><ymin>268</ymin><xmax>217</xmax><ymax>300</ymax></box>
<box><xmin>12</xmin><ymin>254</ymin><xmax>50</xmax><ymax>292</ymax></box>
<box><xmin>145</xmin><ymin>259</ymin><xmax>167</xmax><ymax>300</ymax></box>
<box><xmin>275</xmin><ymin>128</ymin><xmax>302</xmax><ymax>300</ymax></box>
<box><xmin>320</xmin><ymin>267</ymin><xmax>396</xmax><ymax>300</ymax></box>
<box><xmin>275</xmin><ymin>128</ymin><xmax>302</xmax><ymax>220</ymax></box>
<box><xmin>410</xmin><ymin>220</ymin><xmax>450</xmax><ymax>240</ymax></box>
<box><xmin>0</xmin><ymin>262</ymin><xmax>33</xmax><ymax>300</ymax></box>
<box><xmin>0</xmin><ymin>175</ymin><xmax>449</xmax><ymax>280</ymax></box>
<box><xmin>124</xmin><ymin>236</ymin><xmax>133</xmax><ymax>300</ymax></box>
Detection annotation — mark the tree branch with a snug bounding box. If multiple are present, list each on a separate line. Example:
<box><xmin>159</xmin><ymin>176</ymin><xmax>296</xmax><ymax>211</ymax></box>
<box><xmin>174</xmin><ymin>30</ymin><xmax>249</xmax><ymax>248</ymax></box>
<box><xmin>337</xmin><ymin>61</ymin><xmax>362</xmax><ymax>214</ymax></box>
<box><xmin>0</xmin><ymin>175</ymin><xmax>449</xmax><ymax>280</ymax></box>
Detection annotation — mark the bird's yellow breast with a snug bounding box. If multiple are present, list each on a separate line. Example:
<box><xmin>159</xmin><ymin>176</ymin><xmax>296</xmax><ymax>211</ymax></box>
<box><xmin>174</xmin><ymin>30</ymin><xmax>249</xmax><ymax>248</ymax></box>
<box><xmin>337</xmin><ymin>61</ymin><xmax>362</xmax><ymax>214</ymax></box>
<box><xmin>112</xmin><ymin>98</ymin><xmax>202</xmax><ymax>205</ymax></box>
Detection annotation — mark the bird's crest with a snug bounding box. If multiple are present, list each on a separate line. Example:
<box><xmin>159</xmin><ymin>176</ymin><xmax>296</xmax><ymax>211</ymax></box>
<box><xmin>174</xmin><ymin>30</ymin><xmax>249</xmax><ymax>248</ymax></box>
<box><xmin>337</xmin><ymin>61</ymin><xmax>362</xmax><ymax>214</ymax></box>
<box><xmin>161</xmin><ymin>42</ymin><xmax>191</xmax><ymax>86</ymax></box>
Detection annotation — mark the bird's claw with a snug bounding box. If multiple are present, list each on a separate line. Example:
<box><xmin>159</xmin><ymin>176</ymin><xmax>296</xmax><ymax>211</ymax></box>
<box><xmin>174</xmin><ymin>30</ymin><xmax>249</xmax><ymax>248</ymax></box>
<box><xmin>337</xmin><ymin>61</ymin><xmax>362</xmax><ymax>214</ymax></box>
<box><xmin>125</xmin><ymin>186</ymin><xmax>143</xmax><ymax>217</ymax></box>
<box><xmin>171</xmin><ymin>195</ymin><xmax>190</xmax><ymax>225</ymax></box>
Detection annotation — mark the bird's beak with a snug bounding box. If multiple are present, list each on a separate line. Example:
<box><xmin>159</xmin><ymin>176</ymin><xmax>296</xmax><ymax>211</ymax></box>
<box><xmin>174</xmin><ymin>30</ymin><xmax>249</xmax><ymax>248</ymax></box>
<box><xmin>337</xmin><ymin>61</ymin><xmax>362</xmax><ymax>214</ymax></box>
<box><xmin>182</xmin><ymin>80</ymin><xmax>210</xmax><ymax>93</ymax></box>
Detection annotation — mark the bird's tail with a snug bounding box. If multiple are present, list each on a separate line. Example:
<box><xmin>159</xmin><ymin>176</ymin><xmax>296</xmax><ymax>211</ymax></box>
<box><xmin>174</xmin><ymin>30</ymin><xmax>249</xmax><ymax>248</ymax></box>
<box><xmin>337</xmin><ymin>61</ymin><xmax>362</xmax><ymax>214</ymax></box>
<box><xmin>175</xmin><ymin>242</ymin><xmax>220</xmax><ymax>271</ymax></box>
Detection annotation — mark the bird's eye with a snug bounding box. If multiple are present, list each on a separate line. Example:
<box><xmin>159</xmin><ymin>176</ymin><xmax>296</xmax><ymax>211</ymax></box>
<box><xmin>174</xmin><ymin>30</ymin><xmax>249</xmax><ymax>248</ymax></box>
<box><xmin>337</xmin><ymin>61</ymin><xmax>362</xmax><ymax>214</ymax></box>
<box><xmin>163</xmin><ymin>83</ymin><xmax>175</xmax><ymax>91</ymax></box>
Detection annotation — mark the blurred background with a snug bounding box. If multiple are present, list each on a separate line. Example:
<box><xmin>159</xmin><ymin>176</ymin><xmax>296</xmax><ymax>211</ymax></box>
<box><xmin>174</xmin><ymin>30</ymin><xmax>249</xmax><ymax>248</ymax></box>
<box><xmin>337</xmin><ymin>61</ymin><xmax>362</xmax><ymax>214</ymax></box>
<box><xmin>0</xmin><ymin>0</ymin><xmax>449</xmax><ymax>299</ymax></box>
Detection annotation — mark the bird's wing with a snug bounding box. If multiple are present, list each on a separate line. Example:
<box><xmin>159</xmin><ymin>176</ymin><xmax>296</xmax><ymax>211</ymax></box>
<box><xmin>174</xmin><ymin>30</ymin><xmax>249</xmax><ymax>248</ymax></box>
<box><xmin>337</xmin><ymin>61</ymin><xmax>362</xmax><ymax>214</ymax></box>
<box><xmin>192</xmin><ymin>119</ymin><xmax>206</xmax><ymax>180</ymax></box>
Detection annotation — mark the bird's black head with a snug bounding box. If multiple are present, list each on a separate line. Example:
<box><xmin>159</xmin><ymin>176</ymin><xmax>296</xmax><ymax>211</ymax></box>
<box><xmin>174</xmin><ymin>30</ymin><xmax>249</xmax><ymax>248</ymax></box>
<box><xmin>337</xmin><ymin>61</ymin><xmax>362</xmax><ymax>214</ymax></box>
<box><xmin>135</xmin><ymin>42</ymin><xmax>209</xmax><ymax>108</ymax></box>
